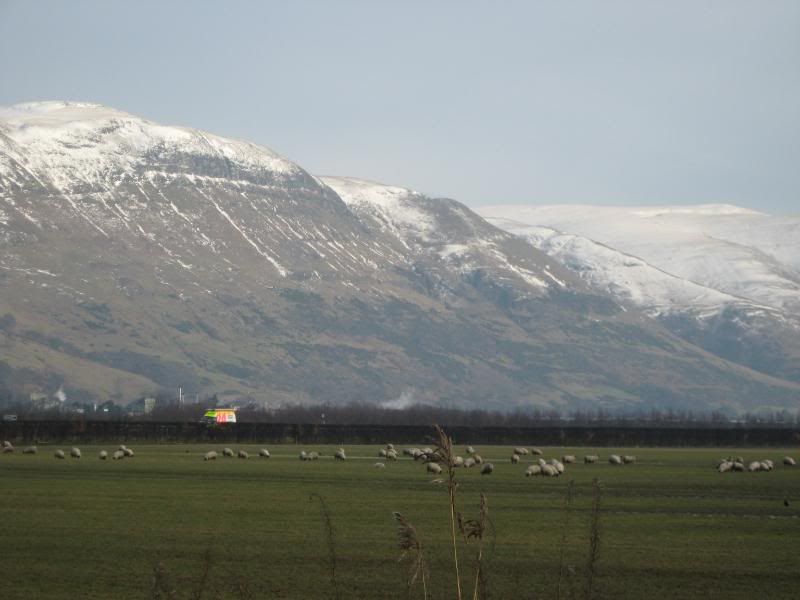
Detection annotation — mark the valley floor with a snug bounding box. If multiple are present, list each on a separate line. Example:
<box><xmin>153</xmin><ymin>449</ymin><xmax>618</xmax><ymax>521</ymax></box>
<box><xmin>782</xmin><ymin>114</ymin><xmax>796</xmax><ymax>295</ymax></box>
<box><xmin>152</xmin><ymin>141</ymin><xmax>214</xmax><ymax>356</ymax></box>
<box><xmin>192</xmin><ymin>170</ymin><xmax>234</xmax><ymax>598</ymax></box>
<box><xmin>1</xmin><ymin>444</ymin><xmax>798</xmax><ymax>599</ymax></box>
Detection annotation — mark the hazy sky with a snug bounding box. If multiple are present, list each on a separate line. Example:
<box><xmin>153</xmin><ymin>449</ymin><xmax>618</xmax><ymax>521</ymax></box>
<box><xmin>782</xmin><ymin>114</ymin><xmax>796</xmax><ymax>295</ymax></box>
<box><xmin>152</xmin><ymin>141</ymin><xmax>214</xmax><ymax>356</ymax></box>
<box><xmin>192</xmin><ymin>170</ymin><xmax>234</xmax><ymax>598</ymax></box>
<box><xmin>1</xmin><ymin>1</ymin><xmax>798</xmax><ymax>213</ymax></box>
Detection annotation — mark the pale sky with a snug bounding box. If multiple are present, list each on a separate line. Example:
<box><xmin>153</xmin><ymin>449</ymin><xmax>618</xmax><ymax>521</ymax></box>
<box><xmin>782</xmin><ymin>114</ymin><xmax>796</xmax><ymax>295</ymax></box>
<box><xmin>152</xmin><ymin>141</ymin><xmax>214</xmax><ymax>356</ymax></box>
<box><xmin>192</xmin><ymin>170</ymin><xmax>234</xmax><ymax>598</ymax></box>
<box><xmin>1</xmin><ymin>1</ymin><xmax>798</xmax><ymax>213</ymax></box>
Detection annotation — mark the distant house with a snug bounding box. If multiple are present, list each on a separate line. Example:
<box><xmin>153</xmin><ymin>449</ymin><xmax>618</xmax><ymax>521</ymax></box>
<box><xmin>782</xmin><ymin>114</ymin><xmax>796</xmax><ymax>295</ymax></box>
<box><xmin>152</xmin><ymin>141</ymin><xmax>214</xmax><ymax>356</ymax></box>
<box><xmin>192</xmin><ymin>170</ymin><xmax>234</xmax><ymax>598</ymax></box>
<box><xmin>127</xmin><ymin>396</ymin><xmax>157</xmax><ymax>416</ymax></box>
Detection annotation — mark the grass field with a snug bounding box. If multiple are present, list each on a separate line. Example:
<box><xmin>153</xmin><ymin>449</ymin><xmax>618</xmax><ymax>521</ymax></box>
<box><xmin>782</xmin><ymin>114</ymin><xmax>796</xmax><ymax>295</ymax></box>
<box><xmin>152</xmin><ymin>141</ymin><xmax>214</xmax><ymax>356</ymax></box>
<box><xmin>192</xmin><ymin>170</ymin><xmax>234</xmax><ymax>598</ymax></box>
<box><xmin>1</xmin><ymin>442</ymin><xmax>799</xmax><ymax>599</ymax></box>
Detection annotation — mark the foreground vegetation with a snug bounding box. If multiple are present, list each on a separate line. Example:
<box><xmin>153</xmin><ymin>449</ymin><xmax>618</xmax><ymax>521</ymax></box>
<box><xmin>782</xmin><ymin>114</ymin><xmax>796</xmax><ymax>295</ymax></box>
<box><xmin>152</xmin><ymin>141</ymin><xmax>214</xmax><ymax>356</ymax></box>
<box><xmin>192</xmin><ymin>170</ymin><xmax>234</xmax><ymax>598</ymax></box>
<box><xmin>1</xmin><ymin>442</ymin><xmax>799</xmax><ymax>599</ymax></box>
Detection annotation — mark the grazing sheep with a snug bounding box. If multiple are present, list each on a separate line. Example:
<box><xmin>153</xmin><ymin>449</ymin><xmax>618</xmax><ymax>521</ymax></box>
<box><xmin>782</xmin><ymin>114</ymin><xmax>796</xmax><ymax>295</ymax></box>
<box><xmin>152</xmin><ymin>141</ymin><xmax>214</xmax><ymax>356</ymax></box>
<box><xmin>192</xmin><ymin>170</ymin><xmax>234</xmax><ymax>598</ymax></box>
<box><xmin>402</xmin><ymin>448</ymin><xmax>417</xmax><ymax>457</ymax></box>
<box><xmin>511</xmin><ymin>453</ymin><xmax>520</xmax><ymax>464</ymax></box>
<box><xmin>562</xmin><ymin>455</ymin><xmax>576</xmax><ymax>464</ymax></box>
<box><xmin>514</xmin><ymin>447</ymin><xmax>529</xmax><ymax>456</ymax></box>
<box><xmin>54</xmin><ymin>449</ymin><xmax>65</xmax><ymax>459</ymax></box>
<box><xmin>334</xmin><ymin>448</ymin><xmax>346</xmax><ymax>461</ymax></box>
<box><xmin>22</xmin><ymin>446</ymin><xmax>37</xmax><ymax>455</ymax></box>
<box><xmin>537</xmin><ymin>458</ymin><xmax>547</xmax><ymax>467</ymax></box>
<box><xmin>222</xmin><ymin>448</ymin><xmax>234</xmax><ymax>458</ymax></box>
<box><xmin>118</xmin><ymin>445</ymin><xmax>128</xmax><ymax>452</ymax></box>
<box><xmin>732</xmin><ymin>461</ymin><xmax>745</xmax><ymax>472</ymax></box>
<box><xmin>531</xmin><ymin>448</ymin><xmax>543</xmax><ymax>456</ymax></box>
<box><xmin>717</xmin><ymin>461</ymin><xmax>733</xmax><ymax>473</ymax></box>
<box><xmin>386</xmin><ymin>443</ymin><xmax>395</xmax><ymax>451</ymax></box>
<box><xmin>98</xmin><ymin>450</ymin><xmax>108</xmax><ymax>460</ymax></box>
<box><xmin>386</xmin><ymin>449</ymin><xmax>398</xmax><ymax>461</ymax></box>
<box><xmin>466</xmin><ymin>446</ymin><xmax>475</xmax><ymax>455</ymax></box>
<box><xmin>525</xmin><ymin>464</ymin><xmax>542</xmax><ymax>477</ymax></box>
<box><xmin>747</xmin><ymin>461</ymin><xmax>762</xmax><ymax>472</ymax></box>
<box><xmin>123</xmin><ymin>448</ymin><xmax>134</xmax><ymax>458</ymax></box>
<box><xmin>378</xmin><ymin>448</ymin><xmax>387</xmax><ymax>458</ymax></box>
<box><xmin>70</xmin><ymin>447</ymin><xmax>82</xmax><ymax>459</ymax></box>
<box><xmin>259</xmin><ymin>449</ymin><xmax>270</xmax><ymax>458</ymax></box>
<box><xmin>464</xmin><ymin>457</ymin><xmax>476</xmax><ymax>468</ymax></box>
<box><xmin>481</xmin><ymin>462</ymin><xmax>495</xmax><ymax>475</ymax></box>
<box><xmin>204</xmin><ymin>451</ymin><xmax>218</xmax><ymax>461</ymax></box>
<box><xmin>550</xmin><ymin>459</ymin><xmax>565</xmax><ymax>474</ymax></box>
<box><xmin>584</xmin><ymin>455</ymin><xmax>599</xmax><ymax>464</ymax></box>
<box><xmin>473</xmin><ymin>454</ymin><xmax>484</xmax><ymax>465</ymax></box>
<box><xmin>299</xmin><ymin>450</ymin><xmax>308</xmax><ymax>460</ymax></box>
<box><xmin>2</xmin><ymin>440</ymin><xmax>11</xmax><ymax>448</ymax></box>
<box><xmin>308</xmin><ymin>451</ymin><xmax>320</xmax><ymax>461</ymax></box>
<box><xmin>784</xmin><ymin>456</ymin><xmax>796</xmax><ymax>466</ymax></box>
<box><xmin>622</xmin><ymin>455</ymin><xmax>636</xmax><ymax>464</ymax></box>
<box><xmin>374</xmin><ymin>462</ymin><xmax>386</xmax><ymax>469</ymax></box>
<box><xmin>2</xmin><ymin>445</ymin><xmax>13</xmax><ymax>454</ymax></box>
<box><xmin>426</xmin><ymin>462</ymin><xmax>442</xmax><ymax>475</ymax></box>
<box><xmin>541</xmin><ymin>464</ymin><xmax>558</xmax><ymax>477</ymax></box>
<box><xmin>237</xmin><ymin>450</ymin><xmax>249</xmax><ymax>459</ymax></box>
<box><xmin>763</xmin><ymin>459</ymin><xmax>774</xmax><ymax>469</ymax></box>
<box><xmin>609</xmin><ymin>454</ymin><xmax>622</xmax><ymax>465</ymax></box>
<box><xmin>453</xmin><ymin>456</ymin><xmax>464</xmax><ymax>467</ymax></box>
<box><xmin>759</xmin><ymin>461</ymin><xmax>772</xmax><ymax>472</ymax></box>
<box><xmin>112</xmin><ymin>450</ymin><xmax>125</xmax><ymax>460</ymax></box>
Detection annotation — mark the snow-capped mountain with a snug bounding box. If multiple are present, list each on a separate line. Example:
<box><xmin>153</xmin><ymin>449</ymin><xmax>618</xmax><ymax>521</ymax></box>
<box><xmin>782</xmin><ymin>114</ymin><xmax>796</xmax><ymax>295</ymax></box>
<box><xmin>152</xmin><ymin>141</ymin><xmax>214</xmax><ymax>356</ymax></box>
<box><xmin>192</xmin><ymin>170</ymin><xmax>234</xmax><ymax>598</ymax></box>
<box><xmin>1</xmin><ymin>101</ymin><xmax>798</xmax><ymax>412</ymax></box>
<box><xmin>478</xmin><ymin>205</ymin><xmax>800</xmax><ymax>384</ymax></box>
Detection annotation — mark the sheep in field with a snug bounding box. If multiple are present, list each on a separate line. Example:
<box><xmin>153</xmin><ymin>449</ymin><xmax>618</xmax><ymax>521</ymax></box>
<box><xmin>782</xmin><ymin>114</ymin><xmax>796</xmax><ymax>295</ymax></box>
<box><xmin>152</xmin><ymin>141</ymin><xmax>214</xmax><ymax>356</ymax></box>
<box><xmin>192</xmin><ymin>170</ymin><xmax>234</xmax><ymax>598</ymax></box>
<box><xmin>237</xmin><ymin>450</ymin><xmax>249</xmax><ymax>459</ymax></box>
<box><xmin>2</xmin><ymin>444</ymin><xmax>13</xmax><ymax>454</ymax></box>
<box><xmin>550</xmin><ymin>459</ymin><xmax>565</xmax><ymax>474</ymax></box>
<box><xmin>112</xmin><ymin>450</ymin><xmax>125</xmax><ymax>460</ymax></box>
<box><xmin>386</xmin><ymin>449</ymin><xmax>398</xmax><ymax>461</ymax></box>
<box><xmin>747</xmin><ymin>461</ymin><xmax>762</xmax><ymax>472</ymax></box>
<box><xmin>784</xmin><ymin>456</ymin><xmax>796</xmax><ymax>466</ymax></box>
<box><xmin>541</xmin><ymin>464</ymin><xmax>558</xmax><ymax>477</ymax></box>
<box><xmin>426</xmin><ymin>462</ymin><xmax>442</xmax><ymax>475</ymax></box>
<box><xmin>54</xmin><ymin>449</ymin><xmax>65</xmax><ymax>459</ymax></box>
<box><xmin>622</xmin><ymin>455</ymin><xmax>636</xmax><ymax>464</ymax></box>
<box><xmin>374</xmin><ymin>462</ymin><xmax>386</xmax><ymax>469</ymax></box>
<box><xmin>584</xmin><ymin>455</ymin><xmax>599</xmax><ymax>464</ymax></box>
<box><xmin>308</xmin><ymin>451</ymin><xmax>320</xmax><ymax>461</ymax></box>
<box><xmin>123</xmin><ymin>448</ymin><xmax>134</xmax><ymax>458</ymax></box>
<box><xmin>378</xmin><ymin>448</ymin><xmax>387</xmax><ymax>458</ymax></box>
<box><xmin>23</xmin><ymin>446</ymin><xmax>37</xmax><ymax>455</ymax></box>
<box><xmin>472</xmin><ymin>454</ymin><xmax>484</xmax><ymax>465</ymax></box>
<box><xmin>562</xmin><ymin>455</ymin><xmax>576</xmax><ymax>464</ymax></box>
<box><xmin>609</xmin><ymin>454</ymin><xmax>622</xmax><ymax>465</ymax></box>
<box><xmin>119</xmin><ymin>445</ymin><xmax>128</xmax><ymax>452</ymax></box>
<box><xmin>466</xmin><ymin>446</ymin><xmax>475</xmax><ymax>455</ymax></box>
<box><xmin>481</xmin><ymin>462</ymin><xmax>495</xmax><ymax>475</ymax></box>
<box><xmin>732</xmin><ymin>461</ymin><xmax>745</xmax><ymax>472</ymax></box>
<box><xmin>763</xmin><ymin>459</ymin><xmax>774</xmax><ymax>469</ymax></box>
<box><xmin>299</xmin><ymin>451</ymin><xmax>308</xmax><ymax>460</ymax></box>
<box><xmin>464</xmin><ymin>457</ymin><xmax>476</xmax><ymax>468</ymax></box>
<box><xmin>2</xmin><ymin>440</ymin><xmax>11</xmax><ymax>448</ymax></box>
<box><xmin>537</xmin><ymin>458</ymin><xmax>547</xmax><ymax>467</ymax></box>
<box><xmin>98</xmin><ymin>450</ymin><xmax>108</xmax><ymax>460</ymax></box>
<box><xmin>259</xmin><ymin>449</ymin><xmax>270</xmax><ymax>458</ymax></box>
<box><xmin>531</xmin><ymin>448</ymin><xmax>543</xmax><ymax>456</ymax></box>
<box><xmin>334</xmin><ymin>448</ymin><xmax>347</xmax><ymax>461</ymax></box>
<box><xmin>222</xmin><ymin>448</ymin><xmax>234</xmax><ymax>458</ymax></box>
<box><xmin>70</xmin><ymin>447</ymin><xmax>82</xmax><ymax>459</ymax></box>
<box><xmin>511</xmin><ymin>453</ymin><xmax>520</xmax><ymax>464</ymax></box>
<box><xmin>717</xmin><ymin>461</ymin><xmax>733</xmax><ymax>473</ymax></box>
<box><xmin>386</xmin><ymin>443</ymin><xmax>395</xmax><ymax>451</ymax></box>
<box><xmin>759</xmin><ymin>461</ymin><xmax>772</xmax><ymax>472</ymax></box>
<box><xmin>514</xmin><ymin>447</ymin><xmax>529</xmax><ymax>456</ymax></box>
<box><xmin>525</xmin><ymin>465</ymin><xmax>542</xmax><ymax>477</ymax></box>
<box><xmin>204</xmin><ymin>451</ymin><xmax>218</xmax><ymax>461</ymax></box>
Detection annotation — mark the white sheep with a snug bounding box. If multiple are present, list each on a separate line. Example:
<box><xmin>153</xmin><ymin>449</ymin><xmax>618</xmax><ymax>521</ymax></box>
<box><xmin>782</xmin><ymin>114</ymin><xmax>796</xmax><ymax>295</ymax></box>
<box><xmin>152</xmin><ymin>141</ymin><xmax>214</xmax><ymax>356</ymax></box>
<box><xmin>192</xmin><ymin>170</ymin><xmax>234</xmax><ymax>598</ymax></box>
<box><xmin>112</xmin><ymin>450</ymin><xmax>125</xmax><ymax>460</ymax></box>
<box><xmin>237</xmin><ymin>450</ymin><xmax>249</xmax><ymax>459</ymax></box>
<box><xmin>334</xmin><ymin>448</ymin><xmax>346</xmax><ymax>461</ymax></box>
<box><xmin>717</xmin><ymin>461</ymin><xmax>732</xmax><ymax>473</ymax></box>
<box><xmin>481</xmin><ymin>462</ymin><xmax>495</xmax><ymax>475</ymax></box>
<box><xmin>119</xmin><ymin>445</ymin><xmax>128</xmax><ymax>452</ymax></box>
<box><xmin>299</xmin><ymin>450</ymin><xmax>308</xmax><ymax>460</ymax></box>
<box><xmin>541</xmin><ymin>464</ymin><xmax>558</xmax><ymax>477</ymax></box>
<box><xmin>622</xmin><ymin>455</ymin><xmax>637</xmax><ymax>464</ymax></box>
<box><xmin>747</xmin><ymin>461</ymin><xmax>762</xmax><ymax>472</ymax></box>
<box><xmin>386</xmin><ymin>443</ymin><xmax>395</xmax><ymax>451</ymax></box>
<box><xmin>426</xmin><ymin>462</ymin><xmax>442</xmax><ymax>475</ymax></box>
<box><xmin>2</xmin><ymin>444</ymin><xmax>13</xmax><ymax>454</ymax></box>
<box><xmin>378</xmin><ymin>448</ymin><xmax>387</xmax><ymax>458</ymax></box>
<box><xmin>609</xmin><ymin>454</ymin><xmax>622</xmax><ymax>465</ymax></box>
<box><xmin>54</xmin><ymin>449</ymin><xmax>65</xmax><ymax>459</ymax></box>
<box><xmin>514</xmin><ymin>447</ymin><xmax>529</xmax><ymax>456</ymax></box>
<box><xmin>402</xmin><ymin>448</ymin><xmax>418</xmax><ymax>457</ymax></box>
<box><xmin>732</xmin><ymin>461</ymin><xmax>745</xmax><ymax>472</ymax></box>
<box><xmin>759</xmin><ymin>461</ymin><xmax>772</xmax><ymax>471</ymax></box>
<box><xmin>562</xmin><ymin>455</ymin><xmax>576</xmax><ymax>464</ymax></box>
<box><xmin>464</xmin><ymin>457</ymin><xmax>476</xmax><ymax>468</ymax></box>
<box><xmin>584</xmin><ymin>455</ymin><xmax>599</xmax><ymax>464</ymax></box>
<box><xmin>537</xmin><ymin>458</ymin><xmax>547</xmax><ymax>467</ymax></box>
<box><xmin>204</xmin><ymin>450</ymin><xmax>218</xmax><ymax>461</ymax></box>
<box><xmin>70</xmin><ymin>447</ymin><xmax>81</xmax><ymax>459</ymax></box>
<box><xmin>763</xmin><ymin>459</ymin><xmax>774</xmax><ymax>469</ymax></box>
<box><xmin>550</xmin><ymin>459</ymin><xmax>565</xmax><ymax>474</ymax></box>
<box><xmin>466</xmin><ymin>446</ymin><xmax>475</xmax><ymax>455</ymax></box>
<box><xmin>223</xmin><ymin>447</ymin><xmax>234</xmax><ymax>457</ymax></box>
<box><xmin>530</xmin><ymin>448</ymin><xmax>543</xmax><ymax>456</ymax></box>
<box><xmin>783</xmin><ymin>456</ymin><xmax>796</xmax><ymax>466</ymax></box>
<box><xmin>308</xmin><ymin>451</ymin><xmax>320</xmax><ymax>460</ymax></box>
<box><xmin>511</xmin><ymin>453</ymin><xmax>520</xmax><ymax>464</ymax></box>
<box><xmin>473</xmin><ymin>454</ymin><xmax>484</xmax><ymax>465</ymax></box>
<box><xmin>98</xmin><ymin>450</ymin><xmax>108</xmax><ymax>460</ymax></box>
<box><xmin>453</xmin><ymin>456</ymin><xmax>464</xmax><ymax>467</ymax></box>
<box><xmin>386</xmin><ymin>449</ymin><xmax>398</xmax><ymax>461</ymax></box>
<box><xmin>123</xmin><ymin>448</ymin><xmax>134</xmax><ymax>458</ymax></box>
<box><xmin>374</xmin><ymin>462</ymin><xmax>386</xmax><ymax>469</ymax></box>
<box><xmin>2</xmin><ymin>440</ymin><xmax>11</xmax><ymax>448</ymax></box>
<box><xmin>259</xmin><ymin>449</ymin><xmax>270</xmax><ymax>458</ymax></box>
<box><xmin>22</xmin><ymin>446</ymin><xmax>37</xmax><ymax>454</ymax></box>
<box><xmin>525</xmin><ymin>464</ymin><xmax>542</xmax><ymax>477</ymax></box>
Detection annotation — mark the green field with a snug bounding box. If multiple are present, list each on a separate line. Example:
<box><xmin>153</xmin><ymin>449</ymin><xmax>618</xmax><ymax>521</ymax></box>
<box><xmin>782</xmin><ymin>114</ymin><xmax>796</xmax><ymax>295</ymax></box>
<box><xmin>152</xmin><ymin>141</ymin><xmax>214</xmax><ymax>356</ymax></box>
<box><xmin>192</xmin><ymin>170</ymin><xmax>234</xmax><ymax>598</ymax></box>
<box><xmin>1</xmin><ymin>443</ymin><xmax>799</xmax><ymax>599</ymax></box>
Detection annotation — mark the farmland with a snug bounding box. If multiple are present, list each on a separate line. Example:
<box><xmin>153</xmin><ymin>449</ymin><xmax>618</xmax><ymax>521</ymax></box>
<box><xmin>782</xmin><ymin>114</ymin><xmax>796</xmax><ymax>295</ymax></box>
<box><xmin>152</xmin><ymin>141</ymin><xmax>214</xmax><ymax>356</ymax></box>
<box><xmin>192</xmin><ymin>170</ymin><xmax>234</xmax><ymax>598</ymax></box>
<box><xmin>1</xmin><ymin>443</ymin><xmax>799</xmax><ymax>599</ymax></box>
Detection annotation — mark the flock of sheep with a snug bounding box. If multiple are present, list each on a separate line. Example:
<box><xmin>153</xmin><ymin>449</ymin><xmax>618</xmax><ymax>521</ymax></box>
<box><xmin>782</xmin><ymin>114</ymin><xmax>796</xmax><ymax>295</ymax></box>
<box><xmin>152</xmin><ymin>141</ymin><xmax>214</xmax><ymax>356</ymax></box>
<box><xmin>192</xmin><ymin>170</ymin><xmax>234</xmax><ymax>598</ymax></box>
<box><xmin>717</xmin><ymin>456</ymin><xmax>795</xmax><ymax>473</ymax></box>
<box><xmin>3</xmin><ymin>440</ymin><xmax>796</xmax><ymax>479</ymax></box>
